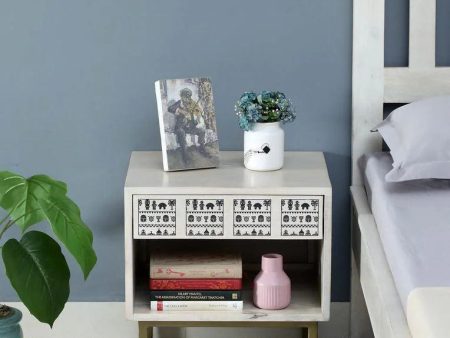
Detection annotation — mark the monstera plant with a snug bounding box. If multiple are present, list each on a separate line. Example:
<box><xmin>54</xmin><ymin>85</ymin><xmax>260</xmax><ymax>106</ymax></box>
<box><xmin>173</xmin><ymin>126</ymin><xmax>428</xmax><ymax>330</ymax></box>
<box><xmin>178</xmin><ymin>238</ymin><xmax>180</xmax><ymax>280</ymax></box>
<box><xmin>0</xmin><ymin>171</ymin><xmax>97</xmax><ymax>327</ymax></box>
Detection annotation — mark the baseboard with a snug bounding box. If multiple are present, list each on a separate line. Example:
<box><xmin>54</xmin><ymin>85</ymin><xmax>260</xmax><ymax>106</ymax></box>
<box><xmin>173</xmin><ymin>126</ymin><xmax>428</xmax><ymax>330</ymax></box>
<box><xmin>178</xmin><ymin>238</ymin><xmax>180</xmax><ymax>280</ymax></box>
<box><xmin>320</xmin><ymin>302</ymin><xmax>350</xmax><ymax>338</ymax></box>
<box><xmin>5</xmin><ymin>302</ymin><xmax>137</xmax><ymax>338</ymax></box>
<box><xmin>6</xmin><ymin>301</ymin><xmax>349</xmax><ymax>338</ymax></box>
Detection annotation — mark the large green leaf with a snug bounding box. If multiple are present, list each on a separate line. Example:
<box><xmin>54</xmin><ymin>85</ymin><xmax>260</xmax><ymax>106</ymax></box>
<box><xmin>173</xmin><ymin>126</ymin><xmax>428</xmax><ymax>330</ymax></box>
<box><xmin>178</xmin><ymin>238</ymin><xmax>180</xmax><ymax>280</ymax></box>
<box><xmin>39</xmin><ymin>195</ymin><xmax>97</xmax><ymax>279</ymax></box>
<box><xmin>0</xmin><ymin>171</ymin><xmax>96</xmax><ymax>278</ymax></box>
<box><xmin>0</xmin><ymin>172</ymin><xmax>67</xmax><ymax>230</ymax></box>
<box><xmin>2</xmin><ymin>231</ymin><xmax>70</xmax><ymax>327</ymax></box>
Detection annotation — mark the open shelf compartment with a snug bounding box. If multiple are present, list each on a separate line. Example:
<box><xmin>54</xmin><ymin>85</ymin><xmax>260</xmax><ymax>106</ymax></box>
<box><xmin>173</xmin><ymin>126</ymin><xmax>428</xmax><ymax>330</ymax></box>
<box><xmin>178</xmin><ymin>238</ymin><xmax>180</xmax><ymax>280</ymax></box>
<box><xmin>128</xmin><ymin>239</ymin><xmax>327</xmax><ymax>322</ymax></box>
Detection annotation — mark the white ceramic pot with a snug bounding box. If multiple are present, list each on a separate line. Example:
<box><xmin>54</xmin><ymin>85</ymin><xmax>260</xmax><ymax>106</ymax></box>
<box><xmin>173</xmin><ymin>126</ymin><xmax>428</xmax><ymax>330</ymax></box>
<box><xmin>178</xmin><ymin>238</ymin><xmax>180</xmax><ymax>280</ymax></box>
<box><xmin>244</xmin><ymin>122</ymin><xmax>284</xmax><ymax>171</ymax></box>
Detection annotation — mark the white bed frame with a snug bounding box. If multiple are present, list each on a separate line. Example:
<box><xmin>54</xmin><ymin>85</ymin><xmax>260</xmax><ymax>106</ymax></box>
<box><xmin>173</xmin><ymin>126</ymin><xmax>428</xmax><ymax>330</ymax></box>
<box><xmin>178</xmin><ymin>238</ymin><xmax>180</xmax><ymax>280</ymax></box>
<box><xmin>351</xmin><ymin>0</ymin><xmax>450</xmax><ymax>337</ymax></box>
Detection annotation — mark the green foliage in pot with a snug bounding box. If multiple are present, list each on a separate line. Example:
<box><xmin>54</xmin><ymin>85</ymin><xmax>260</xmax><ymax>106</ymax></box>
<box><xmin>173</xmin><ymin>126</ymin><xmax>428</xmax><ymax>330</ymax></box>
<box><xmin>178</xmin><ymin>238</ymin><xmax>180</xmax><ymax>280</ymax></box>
<box><xmin>0</xmin><ymin>172</ymin><xmax>97</xmax><ymax>327</ymax></box>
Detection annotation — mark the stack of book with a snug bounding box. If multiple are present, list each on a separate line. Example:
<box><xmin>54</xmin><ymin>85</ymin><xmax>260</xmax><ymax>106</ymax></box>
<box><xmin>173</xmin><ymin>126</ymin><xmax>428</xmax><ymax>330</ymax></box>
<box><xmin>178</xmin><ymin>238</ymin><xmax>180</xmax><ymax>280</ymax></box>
<box><xmin>149</xmin><ymin>252</ymin><xmax>243</xmax><ymax>311</ymax></box>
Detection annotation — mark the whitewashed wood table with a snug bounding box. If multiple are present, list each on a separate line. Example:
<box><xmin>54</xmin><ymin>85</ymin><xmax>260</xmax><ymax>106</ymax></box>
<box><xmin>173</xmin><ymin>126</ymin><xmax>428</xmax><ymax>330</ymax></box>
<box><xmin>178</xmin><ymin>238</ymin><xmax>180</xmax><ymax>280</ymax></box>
<box><xmin>124</xmin><ymin>151</ymin><xmax>332</xmax><ymax>338</ymax></box>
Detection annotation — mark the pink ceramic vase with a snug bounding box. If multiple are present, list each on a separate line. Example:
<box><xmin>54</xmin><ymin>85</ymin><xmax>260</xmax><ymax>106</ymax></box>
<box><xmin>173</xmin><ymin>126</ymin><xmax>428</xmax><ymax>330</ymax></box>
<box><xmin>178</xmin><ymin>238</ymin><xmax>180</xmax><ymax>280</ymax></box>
<box><xmin>253</xmin><ymin>253</ymin><xmax>291</xmax><ymax>310</ymax></box>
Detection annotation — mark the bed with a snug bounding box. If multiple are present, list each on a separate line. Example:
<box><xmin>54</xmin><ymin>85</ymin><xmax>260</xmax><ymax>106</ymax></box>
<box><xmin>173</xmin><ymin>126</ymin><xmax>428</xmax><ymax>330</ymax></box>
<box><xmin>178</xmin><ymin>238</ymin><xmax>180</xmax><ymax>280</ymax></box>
<box><xmin>359</xmin><ymin>153</ymin><xmax>450</xmax><ymax>336</ymax></box>
<box><xmin>350</xmin><ymin>1</ymin><xmax>450</xmax><ymax>337</ymax></box>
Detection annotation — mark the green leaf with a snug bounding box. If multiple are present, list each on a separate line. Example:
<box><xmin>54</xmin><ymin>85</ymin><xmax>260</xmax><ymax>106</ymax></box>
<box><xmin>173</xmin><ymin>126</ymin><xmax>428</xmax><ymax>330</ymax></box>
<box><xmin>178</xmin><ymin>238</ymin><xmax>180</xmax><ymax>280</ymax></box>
<box><xmin>0</xmin><ymin>172</ymin><xmax>67</xmax><ymax>230</ymax></box>
<box><xmin>39</xmin><ymin>195</ymin><xmax>97</xmax><ymax>279</ymax></box>
<box><xmin>0</xmin><ymin>171</ymin><xmax>96</xmax><ymax>278</ymax></box>
<box><xmin>2</xmin><ymin>231</ymin><xmax>70</xmax><ymax>327</ymax></box>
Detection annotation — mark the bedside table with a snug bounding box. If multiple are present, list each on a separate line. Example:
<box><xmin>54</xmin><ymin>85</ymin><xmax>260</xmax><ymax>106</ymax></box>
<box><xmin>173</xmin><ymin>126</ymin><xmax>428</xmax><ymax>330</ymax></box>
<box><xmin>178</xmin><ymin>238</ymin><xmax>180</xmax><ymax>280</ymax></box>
<box><xmin>124</xmin><ymin>151</ymin><xmax>332</xmax><ymax>338</ymax></box>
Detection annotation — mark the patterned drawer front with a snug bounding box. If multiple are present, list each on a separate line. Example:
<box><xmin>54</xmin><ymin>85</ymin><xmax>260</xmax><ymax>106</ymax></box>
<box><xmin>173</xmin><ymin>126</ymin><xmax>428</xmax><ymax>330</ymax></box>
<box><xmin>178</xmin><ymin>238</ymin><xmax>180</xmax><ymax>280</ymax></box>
<box><xmin>136</xmin><ymin>198</ymin><xmax>176</xmax><ymax>237</ymax></box>
<box><xmin>233</xmin><ymin>198</ymin><xmax>272</xmax><ymax>237</ymax></box>
<box><xmin>132</xmin><ymin>195</ymin><xmax>324</xmax><ymax>239</ymax></box>
<box><xmin>185</xmin><ymin>199</ymin><xmax>224</xmax><ymax>237</ymax></box>
<box><xmin>280</xmin><ymin>197</ymin><xmax>323</xmax><ymax>237</ymax></box>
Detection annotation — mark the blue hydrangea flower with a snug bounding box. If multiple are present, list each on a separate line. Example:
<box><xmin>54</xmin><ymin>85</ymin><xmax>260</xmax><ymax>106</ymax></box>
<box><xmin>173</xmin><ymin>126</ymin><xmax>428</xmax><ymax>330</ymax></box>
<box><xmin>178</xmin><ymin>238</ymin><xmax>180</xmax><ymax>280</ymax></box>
<box><xmin>246</xmin><ymin>104</ymin><xmax>261</xmax><ymax>121</ymax></box>
<box><xmin>238</xmin><ymin>114</ymin><xmax>251</xmax><ymax>131</ymax></box>
<box><xmin>235</xmin><ymin>91</ymin><xmax>295</xmax><ymax>130</ymax></box>
<box><xmin>277</xmin><ymin>98</ymin><xmax>289</xmax><ymax>110</ymax></box>
<box><xmin>238</xmin><ymin>92</ymin><xmax>257</xmax><ymax>109</ymax></box>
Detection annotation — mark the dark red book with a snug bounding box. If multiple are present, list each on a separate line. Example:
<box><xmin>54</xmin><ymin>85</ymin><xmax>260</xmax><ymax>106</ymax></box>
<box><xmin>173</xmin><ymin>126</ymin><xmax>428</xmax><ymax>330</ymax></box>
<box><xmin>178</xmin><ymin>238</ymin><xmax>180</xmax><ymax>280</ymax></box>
<box><xmin>149</xmin><ymin>279</ymin><xmax>242</xmax><ymax>290</ymax></box>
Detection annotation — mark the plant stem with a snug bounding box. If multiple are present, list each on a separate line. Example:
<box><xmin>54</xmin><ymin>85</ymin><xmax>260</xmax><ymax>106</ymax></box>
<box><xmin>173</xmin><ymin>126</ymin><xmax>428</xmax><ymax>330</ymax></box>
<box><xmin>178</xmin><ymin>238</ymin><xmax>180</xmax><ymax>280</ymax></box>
<box><xmin>0</xmin><ymin>209</ymin><xmax>40</xmax><ymax>241</ymax></box>
<box><xmin>0</xmin><ymin>214</ymin><xmax>10</xmax><ymax>227</ymax></box>
<box><xmin>0</xmin><ymin>220</ymin><xmax>13</xmax><ymax>241</ymax></box>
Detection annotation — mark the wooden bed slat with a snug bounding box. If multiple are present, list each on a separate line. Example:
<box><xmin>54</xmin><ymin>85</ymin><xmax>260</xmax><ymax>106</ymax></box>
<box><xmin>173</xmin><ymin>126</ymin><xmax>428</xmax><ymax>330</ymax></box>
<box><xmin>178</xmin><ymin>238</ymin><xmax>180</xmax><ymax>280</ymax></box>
<box><xmin>384</xmin><ymin>67</ymin><xmax>450</xmax><ymax>103</ymax></box>
<box><xmin>351</xmin><ymin>0</ymin><xmax>385</xmax><ymax>185</ymax></box>
<box><xmin>351</xmin><ymin>187</ymin><xmax>411</xmax><ymax>338</ymax></box>
<box><xmin>409</xmin><ymin>0</ymin><xmax>436</xmax><ymax>69</ymax></box>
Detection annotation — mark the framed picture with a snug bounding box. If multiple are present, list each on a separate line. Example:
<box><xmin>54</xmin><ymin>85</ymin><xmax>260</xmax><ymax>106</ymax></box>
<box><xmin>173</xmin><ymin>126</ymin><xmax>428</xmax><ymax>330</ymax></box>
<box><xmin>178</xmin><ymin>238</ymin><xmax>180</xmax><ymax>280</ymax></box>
<box><xmin>155</xmin><ymin>77</ymin><xmax>220</xmax><ymax>171</ymax></box>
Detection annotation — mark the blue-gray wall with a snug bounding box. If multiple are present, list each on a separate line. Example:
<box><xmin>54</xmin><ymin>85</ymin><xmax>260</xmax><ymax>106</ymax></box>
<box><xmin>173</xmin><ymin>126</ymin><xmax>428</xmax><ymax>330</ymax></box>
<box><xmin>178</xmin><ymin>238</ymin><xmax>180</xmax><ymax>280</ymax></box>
<box><xmin>2</xmin><ymin>0</ymin><xmax>448</xmax><ymax>302</ymax></box>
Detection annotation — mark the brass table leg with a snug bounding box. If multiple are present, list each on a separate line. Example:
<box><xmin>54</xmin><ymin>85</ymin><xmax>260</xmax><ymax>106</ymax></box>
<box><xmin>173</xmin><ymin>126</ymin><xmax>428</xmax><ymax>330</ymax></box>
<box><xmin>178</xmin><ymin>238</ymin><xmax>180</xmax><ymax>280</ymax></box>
<box><xmin>301</xmin><ymin>322</ymin><xmax>318</xmax><ymax>338</ymax></box>
<box><xmin>138</xmin><ymin>322</ymin><xmax>153</xmax><ymax>338</ymax></box>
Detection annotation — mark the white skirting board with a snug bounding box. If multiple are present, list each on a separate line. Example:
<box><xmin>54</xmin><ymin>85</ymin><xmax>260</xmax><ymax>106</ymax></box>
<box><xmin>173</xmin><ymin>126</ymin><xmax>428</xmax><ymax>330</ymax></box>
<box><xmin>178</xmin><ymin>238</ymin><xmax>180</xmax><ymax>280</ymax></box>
<box><xmin>6</xmin><ymin>302</ymin><xmax>349</xmax><ymax>338</ymax></box>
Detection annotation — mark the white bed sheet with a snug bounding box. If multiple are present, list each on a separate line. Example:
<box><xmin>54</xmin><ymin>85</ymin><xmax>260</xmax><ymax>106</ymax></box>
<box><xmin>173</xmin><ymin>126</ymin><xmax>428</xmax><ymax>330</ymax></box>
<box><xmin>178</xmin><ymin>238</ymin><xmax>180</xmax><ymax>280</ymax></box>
<box><xmin>360</xmin><ymin>152</ymin><xmax>450</xmax><ymax>311</ymax></box>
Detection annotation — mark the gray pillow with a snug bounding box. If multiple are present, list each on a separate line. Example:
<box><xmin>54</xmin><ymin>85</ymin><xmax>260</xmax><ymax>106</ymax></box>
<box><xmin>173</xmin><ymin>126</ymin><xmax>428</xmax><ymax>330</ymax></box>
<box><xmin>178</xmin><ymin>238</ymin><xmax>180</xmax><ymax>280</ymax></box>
<box><xmin>375</xmin><ymin>96</ymin><xmax>450</xmax><ymax>182</ymax></box>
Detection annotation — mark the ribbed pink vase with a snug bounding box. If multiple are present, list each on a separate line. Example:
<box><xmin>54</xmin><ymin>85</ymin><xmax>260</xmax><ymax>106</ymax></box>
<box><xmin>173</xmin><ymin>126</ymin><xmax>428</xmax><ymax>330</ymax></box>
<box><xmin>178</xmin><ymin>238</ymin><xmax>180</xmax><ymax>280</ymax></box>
<box><xmin>253</xmin><ymin>253</ymin><xmax>291</xmax><ymax>310</ymax></box>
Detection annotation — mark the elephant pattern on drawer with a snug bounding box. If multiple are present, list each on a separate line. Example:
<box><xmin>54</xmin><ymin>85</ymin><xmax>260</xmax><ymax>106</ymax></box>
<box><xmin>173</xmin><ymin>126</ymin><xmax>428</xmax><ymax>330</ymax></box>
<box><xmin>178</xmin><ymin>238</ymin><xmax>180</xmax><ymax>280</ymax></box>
<box><xmin>281</xmin><ymin>198</ymin><xmax>321</xmax><ymax>237</ymax></box>
<box><xmin>232</xmin><ymin>199</ymin><xmax>272</xmax><ymax>236</ymax></box>
<box><xmin>185</xmin><ymin>199</ymin><xmax>224</xmax><ymax>236</ymax></box>
<box><xmin>136</xmin><ymin>198</ymin><xmax>176</xmax><ymax>236</ymax></box>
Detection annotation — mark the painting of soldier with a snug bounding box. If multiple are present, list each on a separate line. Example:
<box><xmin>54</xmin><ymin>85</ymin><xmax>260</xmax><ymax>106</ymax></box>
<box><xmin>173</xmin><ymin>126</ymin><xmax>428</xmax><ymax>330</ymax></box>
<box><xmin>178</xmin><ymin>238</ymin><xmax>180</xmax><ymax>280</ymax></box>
<box><xmin>155</xmin><ymin>77</ymin><xmax>220</xmax><ymax>171</ymax></box>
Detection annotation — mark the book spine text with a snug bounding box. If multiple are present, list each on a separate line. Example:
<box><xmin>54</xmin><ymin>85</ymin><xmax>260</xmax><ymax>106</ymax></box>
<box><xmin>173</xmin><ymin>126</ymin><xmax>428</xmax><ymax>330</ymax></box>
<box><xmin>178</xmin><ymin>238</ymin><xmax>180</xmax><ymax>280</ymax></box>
<box><xmin>150</xmin><ymin>300</ymin><xmax>243</xmax><ymax>311</ymax></box>
<box><xmin>150</xmin><ymin>290</ymin><xmax>241</xmax><ymax>301</ymax></box>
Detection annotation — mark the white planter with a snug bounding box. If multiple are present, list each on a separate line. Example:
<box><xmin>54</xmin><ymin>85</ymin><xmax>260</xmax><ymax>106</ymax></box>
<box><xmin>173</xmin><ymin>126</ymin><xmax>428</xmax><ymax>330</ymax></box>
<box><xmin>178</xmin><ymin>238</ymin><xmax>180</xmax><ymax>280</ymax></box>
<box><xmin>244</xmin><ymin>122</ymin><xmax>284</xmax><ymax>171</ymax></box>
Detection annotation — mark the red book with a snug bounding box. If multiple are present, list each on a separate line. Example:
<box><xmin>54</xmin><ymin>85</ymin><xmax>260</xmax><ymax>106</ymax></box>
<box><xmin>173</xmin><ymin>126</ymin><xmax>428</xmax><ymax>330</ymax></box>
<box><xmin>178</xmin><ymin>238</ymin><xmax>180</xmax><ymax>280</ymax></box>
<box><xmin>149</xmin><ymin>279</ymin><xmax>242</xmax><ymax>290</ymax></box>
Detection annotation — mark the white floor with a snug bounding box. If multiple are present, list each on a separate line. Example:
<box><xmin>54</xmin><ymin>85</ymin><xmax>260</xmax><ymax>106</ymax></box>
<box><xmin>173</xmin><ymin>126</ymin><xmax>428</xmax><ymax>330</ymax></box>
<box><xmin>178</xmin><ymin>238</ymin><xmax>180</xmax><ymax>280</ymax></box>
<box><xmin>6</xmin><ymin>302</ymin><xmax>349</xmax><ymax>338</ymax></box>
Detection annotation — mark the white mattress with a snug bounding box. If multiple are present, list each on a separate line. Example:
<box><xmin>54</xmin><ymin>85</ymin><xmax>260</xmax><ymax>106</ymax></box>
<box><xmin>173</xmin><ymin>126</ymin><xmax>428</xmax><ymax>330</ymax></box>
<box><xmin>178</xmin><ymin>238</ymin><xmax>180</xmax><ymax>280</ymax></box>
<box><xmin>360</xmin><ymin>152</ymin><xmax>450</xmax><ymax>311</ymax></box>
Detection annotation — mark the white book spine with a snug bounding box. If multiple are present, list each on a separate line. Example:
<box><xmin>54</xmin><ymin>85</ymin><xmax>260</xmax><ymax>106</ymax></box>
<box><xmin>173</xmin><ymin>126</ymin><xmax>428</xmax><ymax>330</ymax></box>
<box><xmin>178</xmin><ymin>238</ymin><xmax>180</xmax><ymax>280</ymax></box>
<box><xmin>154</xmin><ymin>80</ymin><xmax>169</xmax><ymax>171</ymax></box>
<box><xmin>150</xmin><ymin>300</ymin><xmax>243</xmax><ymax>312</ymax></box>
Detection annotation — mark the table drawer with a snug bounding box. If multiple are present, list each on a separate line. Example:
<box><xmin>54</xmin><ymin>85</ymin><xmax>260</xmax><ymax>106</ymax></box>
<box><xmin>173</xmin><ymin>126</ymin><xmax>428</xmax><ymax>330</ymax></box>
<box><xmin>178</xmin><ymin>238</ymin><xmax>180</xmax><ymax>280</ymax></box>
<box><xmin>132</xmin><ymin>195</ymin><xmax>324</xmax><ymax>240</ymax></box>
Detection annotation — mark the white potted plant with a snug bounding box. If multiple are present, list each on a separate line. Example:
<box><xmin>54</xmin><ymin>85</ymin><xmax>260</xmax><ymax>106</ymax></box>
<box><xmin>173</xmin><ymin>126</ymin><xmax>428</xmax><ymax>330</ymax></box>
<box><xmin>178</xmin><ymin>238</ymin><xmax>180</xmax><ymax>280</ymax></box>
<box><xmin>235</xmin><ymin>91</ymin><xmax>296</xmax><ymax>171</ymax></box>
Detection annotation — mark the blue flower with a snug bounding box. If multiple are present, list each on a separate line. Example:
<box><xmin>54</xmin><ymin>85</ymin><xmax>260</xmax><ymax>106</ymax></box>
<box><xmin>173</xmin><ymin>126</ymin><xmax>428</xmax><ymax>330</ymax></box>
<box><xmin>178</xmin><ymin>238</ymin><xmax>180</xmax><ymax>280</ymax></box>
<box><xmin>275</xmin><ymin>91</ymin><xmax>286</xmax><ymax>99</ymax></box>
<box><xmin>238</xmin><ymin>92</ymin><xmax>257</xmax><ymax>109</ymax></box>
<box><xmin>246</xmin><ymin>104</ymin><xmax>261</xmax><ymax>121</ymax></box>
<box><xmin>242</xmin><ymin>92</ymin><xmax>257</xmax><ymax>101</ymax></box>
<box><xmin>235</xmin><ymin>90</ymin><xmax>296</xmax><ymax>130</ymax></box>
<box><xmin>239</xmin><ymin>114</ymin><xmax>251</xmax><ymax>131</ymax></box>
<box><xmin>277</xmin><ymin>98</ymin><xmax>289</xmax><ymax>110</ymax></box>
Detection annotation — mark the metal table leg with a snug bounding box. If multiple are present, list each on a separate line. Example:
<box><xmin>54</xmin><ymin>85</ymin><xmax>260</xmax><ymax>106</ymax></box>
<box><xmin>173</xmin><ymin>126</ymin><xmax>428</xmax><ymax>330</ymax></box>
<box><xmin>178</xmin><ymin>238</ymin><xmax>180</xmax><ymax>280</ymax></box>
<box><xmin>301</xmin><ymin>322</ymin><xmax>318</xmax><ymax>338</ymax></box>
<box><xmin>138</xmin><ymin>322</ymin><xmax>153</xmax><ymax>338</ymax></box>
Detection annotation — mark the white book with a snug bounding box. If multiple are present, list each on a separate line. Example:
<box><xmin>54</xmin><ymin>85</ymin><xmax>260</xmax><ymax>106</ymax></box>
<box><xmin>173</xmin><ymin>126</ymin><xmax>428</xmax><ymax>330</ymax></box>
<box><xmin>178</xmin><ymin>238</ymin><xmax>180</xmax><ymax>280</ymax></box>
<box><xmin>150</xmin><ymin>300</ymin><xmax>243</xmax><ymax>312</ymax></box>
<box><xmin>154</xmin><ymin>77</ymin><xmax>220</xmax><ymax>171</ymax></box>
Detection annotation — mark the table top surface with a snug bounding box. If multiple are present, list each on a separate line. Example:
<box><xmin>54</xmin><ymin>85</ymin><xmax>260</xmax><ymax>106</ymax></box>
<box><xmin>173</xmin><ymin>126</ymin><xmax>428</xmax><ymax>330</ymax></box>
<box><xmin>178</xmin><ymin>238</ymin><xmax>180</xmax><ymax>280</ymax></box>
<box><xmin>125</xmin><ymin>151</ymin><xmax>331</xmax><ymax>192</ymax></box>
